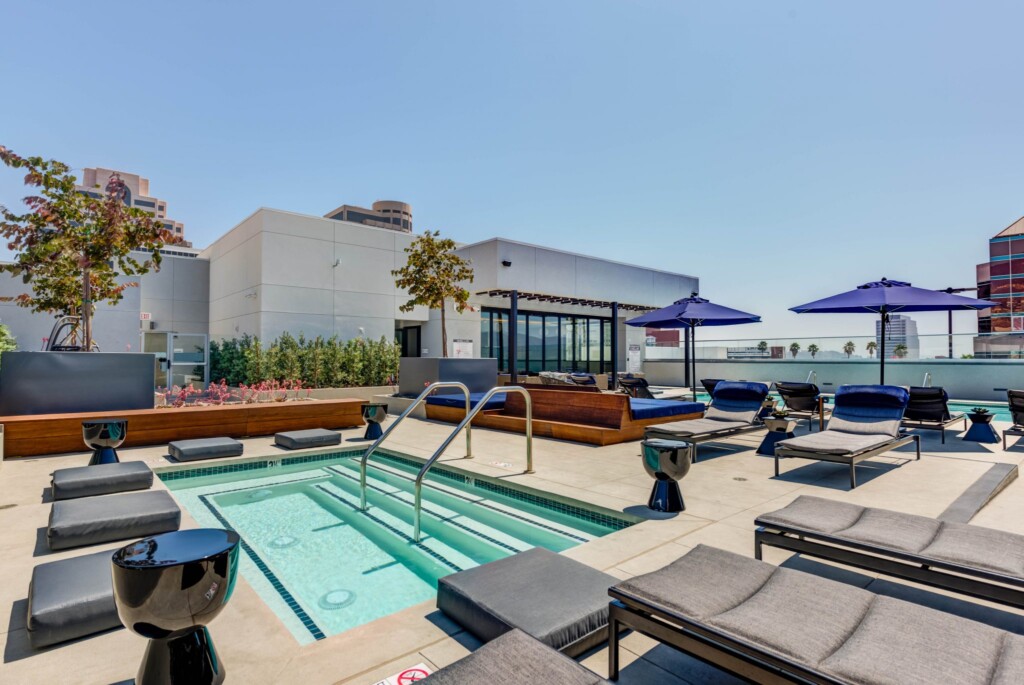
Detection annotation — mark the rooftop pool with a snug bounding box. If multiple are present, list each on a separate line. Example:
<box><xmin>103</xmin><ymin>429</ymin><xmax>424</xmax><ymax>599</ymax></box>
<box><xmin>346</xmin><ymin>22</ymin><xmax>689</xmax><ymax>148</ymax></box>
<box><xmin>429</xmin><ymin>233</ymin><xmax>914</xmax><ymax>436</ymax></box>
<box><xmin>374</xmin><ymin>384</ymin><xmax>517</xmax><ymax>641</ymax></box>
<box><xmin>160</xmin><ymin>450</ymin><xmax>634</xmax><ymax>644</ymax></box>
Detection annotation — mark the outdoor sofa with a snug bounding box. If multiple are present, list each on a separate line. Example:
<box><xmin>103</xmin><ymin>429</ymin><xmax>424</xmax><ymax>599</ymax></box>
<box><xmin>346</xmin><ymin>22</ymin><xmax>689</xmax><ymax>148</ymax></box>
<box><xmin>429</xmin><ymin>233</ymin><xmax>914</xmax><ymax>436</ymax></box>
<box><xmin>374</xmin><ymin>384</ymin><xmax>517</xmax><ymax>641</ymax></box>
<box><xmin>1002</xmin><ymin>389</ymin><xmax>1024</xmax><ymax>449</ymax></box>
<box><xmin>774</xmin><ymin>384</ymin><xmax>920</xmax><ymax>489</ymax></box>
<box><xmin>424</xmin><ymin>385</ymin><xmax>704</xmax><ymax>446</ymax></box>
<box><xmin>643</xmin><ymin>381</ymin><xmax>769</xmax><ymax>461</ymax></box>
<box><xmin>608</xmin><ymin>544</ymin><xmax>1024</xmax><ymax>684</ymax></box>
<box><xmin>899</xmin><ymin>385</ymin><xmax>966</xmax><ymax>444</ymax></box>
<box><xmin>755</xmin><ymin>494</ymin><xmax>1024</xmax><ymax>609</ymax></box>
<box><xmin>775</xmin><ymin>381</ymin><xmax>831</xmax><ymax>432</ymax></box>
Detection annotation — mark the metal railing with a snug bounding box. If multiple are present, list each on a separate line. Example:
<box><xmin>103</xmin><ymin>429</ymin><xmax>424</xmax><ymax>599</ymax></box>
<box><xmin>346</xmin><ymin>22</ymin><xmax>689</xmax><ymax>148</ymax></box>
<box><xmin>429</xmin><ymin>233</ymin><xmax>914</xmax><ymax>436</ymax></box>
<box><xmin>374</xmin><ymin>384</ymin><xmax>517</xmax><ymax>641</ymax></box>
<box><xmin>805</xmin><ymin>370</ymin><xmax>817</xmax><ymax>385</ymax></box>
<box><xmin>359</xmin><ymin>381</ymin><xmax>472</xmax><ymax>511</ymax></box>
<box><xmin>412</xmin><ymin>386</ymin><xmax>534</xmax><ymax>542</ymax></box>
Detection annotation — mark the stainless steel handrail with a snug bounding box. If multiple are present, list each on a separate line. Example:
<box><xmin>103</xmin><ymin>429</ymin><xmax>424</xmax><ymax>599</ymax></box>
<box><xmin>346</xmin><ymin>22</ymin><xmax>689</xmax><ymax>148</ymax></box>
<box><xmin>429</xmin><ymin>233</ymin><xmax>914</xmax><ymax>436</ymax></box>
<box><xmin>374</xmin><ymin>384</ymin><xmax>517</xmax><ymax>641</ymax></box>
<box><xmin>412</xmin><ymin>386</ymin><xmax>534</xmax><ymax>542</ymax></box>
<box><xmin>359</xmin><ymin>381</ymin><xmax>471</xmax><ymax>511</ymax></box>
<box><xmin>805</xmin><ymin>370</ymin><xmax>817</xmax><ymax>385</ymax></box>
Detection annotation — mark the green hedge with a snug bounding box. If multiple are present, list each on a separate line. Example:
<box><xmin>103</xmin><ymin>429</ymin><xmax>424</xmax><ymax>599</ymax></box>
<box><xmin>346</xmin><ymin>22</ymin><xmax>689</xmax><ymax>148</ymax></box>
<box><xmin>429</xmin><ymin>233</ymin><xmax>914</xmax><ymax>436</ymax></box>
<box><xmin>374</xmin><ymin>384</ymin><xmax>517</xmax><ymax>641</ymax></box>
<box><xmin>210</xmin><ymin>333</ymin><xmax>399</xmax><ymax>388</ymax></box>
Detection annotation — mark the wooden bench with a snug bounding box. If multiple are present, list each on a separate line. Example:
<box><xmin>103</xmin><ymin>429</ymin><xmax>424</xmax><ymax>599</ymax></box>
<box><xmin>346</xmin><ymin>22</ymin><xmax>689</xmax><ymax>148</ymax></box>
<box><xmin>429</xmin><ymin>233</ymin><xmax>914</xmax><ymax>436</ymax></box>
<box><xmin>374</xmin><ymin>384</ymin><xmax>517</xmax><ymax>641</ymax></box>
<box><xmin>425</xmin><ymin>386</ymin><xmax>703</xmax><ymax>446</ymax></box>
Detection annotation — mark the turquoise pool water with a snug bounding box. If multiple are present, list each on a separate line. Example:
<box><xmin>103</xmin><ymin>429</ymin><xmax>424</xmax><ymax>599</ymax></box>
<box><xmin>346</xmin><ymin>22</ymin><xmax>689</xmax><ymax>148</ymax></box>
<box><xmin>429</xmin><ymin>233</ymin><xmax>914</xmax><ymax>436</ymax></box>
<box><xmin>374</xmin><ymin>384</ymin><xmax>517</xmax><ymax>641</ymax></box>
<box><xmin>161</xmin><ymin>451</ymin><xmax>631</xmax><ymax>644</ymax></box>
<box><xmin>692</xmin><ymin>391</ymin><xmax>1012</xmax><ymax>422</ymax></box>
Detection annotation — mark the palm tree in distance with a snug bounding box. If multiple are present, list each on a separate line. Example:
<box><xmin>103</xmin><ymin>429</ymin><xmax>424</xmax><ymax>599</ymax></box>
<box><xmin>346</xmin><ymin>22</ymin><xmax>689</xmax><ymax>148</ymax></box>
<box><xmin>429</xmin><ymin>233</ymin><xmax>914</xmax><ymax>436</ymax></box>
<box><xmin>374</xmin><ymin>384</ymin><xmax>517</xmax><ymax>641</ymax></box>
<box><xmin>843</xmin><ymin>341</ymin><xmax>856</xmax><ymax>358</ymax></box>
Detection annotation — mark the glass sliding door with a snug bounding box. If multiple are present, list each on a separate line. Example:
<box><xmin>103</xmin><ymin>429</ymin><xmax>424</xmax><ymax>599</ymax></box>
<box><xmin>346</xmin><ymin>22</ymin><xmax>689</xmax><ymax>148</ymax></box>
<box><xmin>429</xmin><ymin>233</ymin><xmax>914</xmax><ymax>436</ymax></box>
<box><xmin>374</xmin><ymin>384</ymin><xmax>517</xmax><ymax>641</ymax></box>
<box><xmin>481</xmin><ymin>307</ymin><xmax>612</xmax><ymax>375</ymax></box>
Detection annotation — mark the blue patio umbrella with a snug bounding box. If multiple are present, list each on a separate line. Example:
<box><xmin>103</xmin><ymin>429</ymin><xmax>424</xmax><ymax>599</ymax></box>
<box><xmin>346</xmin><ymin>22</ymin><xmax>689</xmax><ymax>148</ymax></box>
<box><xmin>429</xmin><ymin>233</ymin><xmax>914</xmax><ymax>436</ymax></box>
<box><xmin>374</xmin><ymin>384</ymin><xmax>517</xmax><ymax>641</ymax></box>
<box><xmin>790</xmin><ymin>278</ymin><xmax>994</xmax><ymax>383</ymax></box>
<box><xmin>626</xmin><ymin>294</ymin><xmax>761</xmax><ymax>396</ymax></box>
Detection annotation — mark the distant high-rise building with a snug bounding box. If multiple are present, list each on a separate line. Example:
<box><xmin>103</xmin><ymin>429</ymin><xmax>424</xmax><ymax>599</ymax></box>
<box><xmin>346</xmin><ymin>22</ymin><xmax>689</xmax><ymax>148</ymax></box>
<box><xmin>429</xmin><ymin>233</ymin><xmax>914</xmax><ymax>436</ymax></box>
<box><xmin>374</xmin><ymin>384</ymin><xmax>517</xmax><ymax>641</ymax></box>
<box><xmin>76</xmin><ymin>168</ymin><xmax>190</xmax><ymax>247</ymax></box>
<box><xmin>975</xmin><ymin>216</ymin><xmax>1024</xmax><ymax>358</ymax></box>
<box><xmin>876</xmin><ymin>314</ymin><xmax>919</xmax><ymax>359</ymax></box>
<box><xmin>323</xmin><ymin>200</ymin><xmax>412</xmax><ymax>233</ymax></box>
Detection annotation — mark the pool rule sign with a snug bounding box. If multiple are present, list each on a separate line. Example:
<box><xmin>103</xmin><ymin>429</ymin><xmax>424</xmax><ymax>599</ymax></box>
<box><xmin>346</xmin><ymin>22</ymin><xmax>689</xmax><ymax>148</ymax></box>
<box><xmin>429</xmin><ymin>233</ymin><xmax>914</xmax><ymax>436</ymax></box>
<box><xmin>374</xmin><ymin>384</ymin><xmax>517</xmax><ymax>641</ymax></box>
<box><xmin>374</xmin><ymin>662</ymin><xmax>433</xmax><ymax>684</ymax></box>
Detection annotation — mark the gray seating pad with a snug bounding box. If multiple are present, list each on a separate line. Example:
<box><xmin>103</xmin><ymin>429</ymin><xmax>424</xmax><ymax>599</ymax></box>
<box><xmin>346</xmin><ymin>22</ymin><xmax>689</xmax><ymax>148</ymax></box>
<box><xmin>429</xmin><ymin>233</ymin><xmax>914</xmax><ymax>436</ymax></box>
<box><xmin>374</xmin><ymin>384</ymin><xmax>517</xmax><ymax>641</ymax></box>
<box><xmin>274</xmin><ymin>428</ymin><xmax>341</xmax><ymax>450</ymax></box>
<box><xmin>645</xmin><ymin>417</ymin><xmax>750</xmax><ymax>439</ymax></box>
<box><xmin>613</xmin><ymin>544</ymin><xmax>1024</xmax><ymax>684</ymax></box>
<box><xmin>758</xmin><ymin>495</ymin><xmax>1024</xmax><ymax>578</ymax></box>
<box><xmin>48</xmin><ymin>490</ymin><xmax>181</xmax><ymax>551</ymax></box>
<box><xmin>422</xmin><ymin>629</ymin><xmax>609</xmax><ymax>685</ymax></box>
<box><xmin>52</xmin><ymin>461</ymin><xmax>153</xmax><ymax>500</ymax></box>
<box><xmin>168</xmin><ymin>437</ymin><xmax>244</xmax><ymax>462</ymax></box>
<box><xmin>437</xmin><ymin>547</ymin><xmax>617</xmax><ymax>654</ymax></box>
<box><xmin>27</xmin><ymin>549</ymin><xmax>120</xmax><ymax>648</ymax></box>
<box><xmin>776</xmin><ymin>430</ymin><xmax>896</xmax><ymax>457</ymax></box>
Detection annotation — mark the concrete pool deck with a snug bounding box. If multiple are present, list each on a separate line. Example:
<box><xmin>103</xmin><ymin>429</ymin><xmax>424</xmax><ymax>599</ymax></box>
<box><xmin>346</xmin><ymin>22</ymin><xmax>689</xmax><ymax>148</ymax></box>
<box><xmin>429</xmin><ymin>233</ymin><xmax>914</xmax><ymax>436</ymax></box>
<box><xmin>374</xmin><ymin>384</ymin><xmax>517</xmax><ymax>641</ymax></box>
<box><xmin>3</xmin><ymin>415</ymin><xmax>1024</xmax><ymax>684</ymax></box>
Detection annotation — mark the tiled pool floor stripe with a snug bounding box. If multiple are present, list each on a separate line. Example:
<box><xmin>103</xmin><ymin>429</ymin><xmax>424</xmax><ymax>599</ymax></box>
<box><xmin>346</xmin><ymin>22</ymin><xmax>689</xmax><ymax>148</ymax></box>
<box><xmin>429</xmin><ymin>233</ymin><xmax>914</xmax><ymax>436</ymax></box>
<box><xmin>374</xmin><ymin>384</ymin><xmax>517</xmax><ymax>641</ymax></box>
<box><xmin>197</xmin><ymin>494</ymin><xmax>326</xmax><ymax>641</ymax></box>
<box><xmin>313</xmin><ymin>484</ymin><xmax>464</xmax><ymax>574</ymax></box>
<box><xmin>327</xmin><ymin>464</ymin><xmax>589</xmax><ymax>544</ymax></box>
<box><xmin>326</xmin><ymin>470</ymin><xmax>527</xmax><ymax>556</ymax></box>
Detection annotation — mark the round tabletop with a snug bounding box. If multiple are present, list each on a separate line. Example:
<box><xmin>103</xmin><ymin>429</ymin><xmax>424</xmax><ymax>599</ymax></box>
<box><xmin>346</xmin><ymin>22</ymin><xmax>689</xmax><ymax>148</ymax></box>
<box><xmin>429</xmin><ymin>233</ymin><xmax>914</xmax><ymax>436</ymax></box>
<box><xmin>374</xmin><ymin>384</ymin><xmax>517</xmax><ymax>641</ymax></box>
<box><xmin>113</xmin><ymin>529</ymin><xmax>240</xmax><ymax>570</ymax></box>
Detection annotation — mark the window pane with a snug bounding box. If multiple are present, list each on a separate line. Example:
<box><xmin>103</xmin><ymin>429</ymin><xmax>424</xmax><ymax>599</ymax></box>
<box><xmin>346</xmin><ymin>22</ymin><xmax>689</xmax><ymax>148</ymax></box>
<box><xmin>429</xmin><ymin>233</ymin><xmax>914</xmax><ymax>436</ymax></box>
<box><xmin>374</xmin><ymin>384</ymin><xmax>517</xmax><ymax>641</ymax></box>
<box><xmin>603</xmin><ymin>320</ymin><xmax>612</xmax><ymax>373</ymax></box>
<box><xmin>527</xmin><ymin>315</ymin><xmax>542</xmax><ymax>373</ymax></box>
<box><xmin>991</xmin><ymin>240</ymin><xmax>1010</xmax><ymax>258</ymax></box>
<box><xmin>589</xmin><ymin>320</ymin><xmax>601</xmax><ymax>370</ymax></box>
<box><xmin>992</xmin><ymin>261</ymin><xmax>1011</xmax><ymax>278</ymax></box>
<box><xmin>562</xmin><ymin>318</ymin><xmax>575</xmax><ymax>370</ymax></box>
<box><xmin>494</xmin><ymin>311</ymin><xmax>508</xmax><ymax>372</ymax></box>
<box><xmin>516</xmin><ymin>314</ymin><xmax>526</xmax><ymax>373</ymax></box>
<box><xmin>574</xmin><ymin>318</ymin><xmax>588</xmax><ymax>370</ymax></box>
<box><xmin>544</xmin><ymin>316</ymin><xmax>559</xmax><ymax>370</ymax></box>
<box><xmin>480</xmin><ymin>312</ymin><xmax>491</xmax><ymax>359</ymax></box>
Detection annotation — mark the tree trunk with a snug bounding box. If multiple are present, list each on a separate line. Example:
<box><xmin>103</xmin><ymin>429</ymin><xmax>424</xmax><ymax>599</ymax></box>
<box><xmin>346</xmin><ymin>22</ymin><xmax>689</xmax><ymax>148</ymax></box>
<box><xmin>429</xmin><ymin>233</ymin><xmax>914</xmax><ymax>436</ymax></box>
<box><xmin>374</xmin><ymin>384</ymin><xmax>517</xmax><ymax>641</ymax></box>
<box><xmin>440</xmin><ymin>298</ymin><xmax>448</xmax><ymax>357</ymax></box>
<box><xmin>81</xmin><ymin>267</ymin><xmax>92</xmax><ymax>352</ymax></box>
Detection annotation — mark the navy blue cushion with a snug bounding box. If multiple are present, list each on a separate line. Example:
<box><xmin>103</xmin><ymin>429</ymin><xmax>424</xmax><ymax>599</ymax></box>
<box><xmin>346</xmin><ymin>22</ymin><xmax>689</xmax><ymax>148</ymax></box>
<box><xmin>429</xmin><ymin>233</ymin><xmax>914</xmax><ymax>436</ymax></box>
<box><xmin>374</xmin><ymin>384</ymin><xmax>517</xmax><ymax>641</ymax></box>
<box><xmin>629</xmin><ymin>398</ymin><xmax>705</xmax><ymax>420</ymax></box>
<box><xmin>835</xmin><ymin>385</ymin><xmax>909</xmax><ymax>409</ymax></box>
<box><xmin>425</xmin><ymin>392</ymin><xmax>506</xmax><ymax>411</ymax></box>
<box><xmin>712</xmin><ymin>381</ymin><xmax>770</xmax><ymax>404</ymax></box>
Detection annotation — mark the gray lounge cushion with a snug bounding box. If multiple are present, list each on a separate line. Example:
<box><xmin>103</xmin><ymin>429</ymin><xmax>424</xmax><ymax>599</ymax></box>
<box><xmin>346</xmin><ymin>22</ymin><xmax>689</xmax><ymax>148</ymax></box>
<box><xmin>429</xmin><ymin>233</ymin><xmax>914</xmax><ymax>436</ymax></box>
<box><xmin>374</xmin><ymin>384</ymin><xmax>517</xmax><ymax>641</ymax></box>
<box><xmin>646</xmin><ymin>418</ymin><xmax>750</xmax><ymax>439</ymax></box>
<box><xmin>274</xmin><ymin>428</ymin><xmax>341</xmax><ymax>450</ymax></box>
<box><xmin>759</xmin><ymin>495</ymin><xmax>1024</xmax><ymax>578</ymax></box>
<box><xmin>437</xmin><ymin>547</ymin><xmax>616</xmax><ymax>656</ymax></box>
<box><xmin>168</xmin><ymin>437</ymin><xmax>243</xmax><ymax>462</ymax></box>
<box><xmin>51</xmin><ymin>461</ymin><xmax>153</xmax><ymax>500</ymax></box>
<box><xmin>776</xmin><ymin>430</ymin><xmax>896</xmax><ymax>457</ymax></box>
<box><xmin>422</xmin><ymin>628</ymin><xmax>609</xmax><ymax>684</ymax></box>
<box><xmin>613</xmin><ymin>544</ymin><xmax>1024</xmax><ymax>683</ymax></box>
<box><xmin>27</xmin><ymin>549</ymin><xmax>120</xmax><ymax>648</ymax></box>
<box><xmin>47</xmin><ymin>490</ymin><xmax>181</xmax><ymax>551</ymax></box>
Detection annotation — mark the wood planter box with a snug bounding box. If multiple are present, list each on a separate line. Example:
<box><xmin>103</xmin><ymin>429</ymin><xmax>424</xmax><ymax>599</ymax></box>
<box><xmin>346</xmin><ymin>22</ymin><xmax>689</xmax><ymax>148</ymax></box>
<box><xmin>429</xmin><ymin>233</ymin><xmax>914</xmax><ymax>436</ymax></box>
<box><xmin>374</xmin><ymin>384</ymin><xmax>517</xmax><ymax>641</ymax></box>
<box><xmin>0</xmin><ymin>399</ymin><xmax>367</xmax><ymax>458</ymax></box>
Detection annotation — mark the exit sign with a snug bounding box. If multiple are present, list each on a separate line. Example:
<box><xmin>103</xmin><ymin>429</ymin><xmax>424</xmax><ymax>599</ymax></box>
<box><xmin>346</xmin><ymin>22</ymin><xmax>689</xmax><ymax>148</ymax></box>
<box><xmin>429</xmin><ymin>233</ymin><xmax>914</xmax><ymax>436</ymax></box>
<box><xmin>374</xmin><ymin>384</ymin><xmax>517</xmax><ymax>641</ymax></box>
<box><xmin>140</xmin><ymin>312</ymin><xmax>152</xmax><ymax>321</ymax></box>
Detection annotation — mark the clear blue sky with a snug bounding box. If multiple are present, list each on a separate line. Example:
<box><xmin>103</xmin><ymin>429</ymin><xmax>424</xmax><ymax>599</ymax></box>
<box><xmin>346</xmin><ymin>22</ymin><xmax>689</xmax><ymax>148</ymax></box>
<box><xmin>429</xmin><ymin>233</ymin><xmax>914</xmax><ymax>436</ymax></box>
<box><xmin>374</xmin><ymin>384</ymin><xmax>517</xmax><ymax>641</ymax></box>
<box><xmin>2</xmin><ymin>1</ymin><xmax>1021</xmax><ymax>342</ymax></box>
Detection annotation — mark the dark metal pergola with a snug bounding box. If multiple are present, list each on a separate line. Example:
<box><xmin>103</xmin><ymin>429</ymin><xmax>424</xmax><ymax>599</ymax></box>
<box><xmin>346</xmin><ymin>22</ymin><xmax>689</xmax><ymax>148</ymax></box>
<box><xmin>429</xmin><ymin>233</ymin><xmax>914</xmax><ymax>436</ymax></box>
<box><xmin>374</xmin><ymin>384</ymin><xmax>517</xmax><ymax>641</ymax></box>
<box><xmin>476</xmin><ymin>289</ymin><xmax>663</xmax><ymax>389</ymax></box>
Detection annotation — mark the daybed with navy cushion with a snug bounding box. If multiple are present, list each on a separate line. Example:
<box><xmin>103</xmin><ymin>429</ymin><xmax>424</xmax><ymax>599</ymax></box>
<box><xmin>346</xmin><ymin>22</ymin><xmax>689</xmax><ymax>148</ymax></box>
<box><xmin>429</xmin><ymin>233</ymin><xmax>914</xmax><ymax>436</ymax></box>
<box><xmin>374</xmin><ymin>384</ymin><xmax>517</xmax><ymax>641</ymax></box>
<box><xmin>644</xmin><ymin>381</ymin><xmax>769</xmax><ymax>461</ymax></box>
<box><xmin>425</xmin><ymin>392</ymin><xmax>507</xmax><ymax>411</ymax></box>
<box><xmin>608</xmin><ymin>544</ymin><xmax>1024</xmax><ymax>684</ymax></box>
<box><xmin>774</xmin><ymin>384</ymin><xmax>919</xmax><ymax>488</ymax></box>
<box><xmin>424</xmin><ymin>386</ymin><xmax>704</xmax><ymax>446</ymax></box>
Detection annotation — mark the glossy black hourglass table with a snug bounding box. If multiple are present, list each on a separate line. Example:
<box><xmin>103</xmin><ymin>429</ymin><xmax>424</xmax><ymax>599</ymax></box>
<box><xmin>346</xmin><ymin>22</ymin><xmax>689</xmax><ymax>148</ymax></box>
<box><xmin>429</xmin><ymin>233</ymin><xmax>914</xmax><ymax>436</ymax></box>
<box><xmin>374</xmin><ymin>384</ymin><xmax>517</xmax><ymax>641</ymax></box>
<box><xmin>640</xmin><ymin>438</ymin><xmax>693</xmax><ymax>513</ymax></box>
<box><xmin>112</xmin><ymin>528</ymin><xmax>240</xmax><ymax>685</ymax></box>
<box><xmin>83</xmin><ymin>418</ymin><xmax>128</xmax><ymax>465</ymax></box>
<box><xmin>361</xmin><ymin>403</ymin><xmax>389</xmax><ymax>440</ymax></box>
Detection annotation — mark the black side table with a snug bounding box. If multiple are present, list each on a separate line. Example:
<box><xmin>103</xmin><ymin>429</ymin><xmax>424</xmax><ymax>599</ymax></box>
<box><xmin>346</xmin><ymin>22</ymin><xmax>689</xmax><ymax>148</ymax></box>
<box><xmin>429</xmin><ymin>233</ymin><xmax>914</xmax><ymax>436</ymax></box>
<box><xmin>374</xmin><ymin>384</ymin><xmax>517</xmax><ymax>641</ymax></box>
<box><xmin>640</xmin><ymin>439</ymin><xmax>693</xmax><ymax>513</ymax></box>
<box><xmin>963</xmin><ymin>412</ymin><xmax>999</xmax><ymax>444</ymax></box>
<box><xmin>112</xmin><ymin>529</ymin><xmax>240</xmax><ymax>685</ymax></box>
<box><xmin>83</xmin><ymin>418</ymin><xmax>128</xmax><ymax>465</ymax></box>
<box><xmin>757</xmin><ymin>418</ymin><xmax>796</xmax><ymax>456</ymax></box>
<box><xmin>362</xmin><ymin>403</ymin><xmax>389</xmax><ymax>440</ymax></box>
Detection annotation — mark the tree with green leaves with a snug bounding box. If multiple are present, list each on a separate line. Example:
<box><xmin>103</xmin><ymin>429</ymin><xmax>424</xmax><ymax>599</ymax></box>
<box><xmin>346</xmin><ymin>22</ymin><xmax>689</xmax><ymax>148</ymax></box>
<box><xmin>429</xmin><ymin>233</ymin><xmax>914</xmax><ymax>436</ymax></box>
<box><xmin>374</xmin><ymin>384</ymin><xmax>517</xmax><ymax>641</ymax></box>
<box><xmin>0</xmin><ymin>147</ymin><xmax>180</xmax><ymax>350</ymax></box>
<box><xmin>893</xmin><ymin>343</ymin><xmax>908</xmax><ymax>359</ymax></box>
<box><xmin>392</xmin><ymin>230</ymin><xmax>474</xmax><ymax>357</ymax></box>
<box><xmin>807</xmin><ymin>343</ymin><xmax>819</xmax><ymax>359</ymax></box>
<box><xmin>866</xmin><ymin>341</ymin><xmax>877</xmax><ymax>358</ymax></box>
<box><xmin>843</xmin><ymin>340</ymin><xmax>856</xmax><ymax>358</ymax></box>
<box><xmin>789</xmin><ymin>342</ymin><xmax>801</xmax><ymax>358</ymax></box>
<box><xmin>756</xmin><ymin>340</ymin><xmax>768</xmax><ymax>355</ymax></box>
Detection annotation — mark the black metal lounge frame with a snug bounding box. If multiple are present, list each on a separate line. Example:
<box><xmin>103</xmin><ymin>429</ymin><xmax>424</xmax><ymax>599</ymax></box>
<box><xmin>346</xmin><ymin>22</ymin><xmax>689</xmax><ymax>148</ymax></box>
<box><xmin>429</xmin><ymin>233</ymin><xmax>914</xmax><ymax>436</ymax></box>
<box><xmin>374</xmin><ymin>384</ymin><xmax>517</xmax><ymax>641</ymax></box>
<box><xmin>774</xmin><ymin>382</ymin><xmax>831</xmax><ymax>433</ymax></box>
<box><xmin>1005</xmin><ymin>426</ymin><xmax>1024</xmax><ymax>450</ymax></box>
<box><xmin>901</xmin><ymin>414</ymin><xmax>967</xmax><ymax>444</ymax></box>
<box><xmin>774</xmin><ymin>433</ymin><xmax>920</xmax><ymax>489</ymax></box>
<box><xmin>753</xmin><ymin>522</ymin><xmax>1024</xmax><ymax>610</ymax></box>
<box><xmin>645</xmin><ymin>423</ymin><xmax>766</xmax><ymax>463</ymax></box>
<box><xmin>1003</xmin><ymin>389</ymin><xmax>1024</xmax><ymax>449</ymax></box>
<box><xmin>607</xmin><ymin>596</ymin><xmax>840</xmax><ymax>685</ymax></box>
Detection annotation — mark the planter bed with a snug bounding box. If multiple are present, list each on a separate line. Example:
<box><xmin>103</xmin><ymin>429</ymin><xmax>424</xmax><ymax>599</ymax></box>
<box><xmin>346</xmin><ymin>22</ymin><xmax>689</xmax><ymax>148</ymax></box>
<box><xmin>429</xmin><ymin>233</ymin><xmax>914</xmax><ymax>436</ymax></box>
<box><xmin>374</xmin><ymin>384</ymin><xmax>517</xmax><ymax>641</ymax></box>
<box><xmin>0</xmin><ymin>399</ymin><xmax>366</xmax><ymax>458</ymax></box>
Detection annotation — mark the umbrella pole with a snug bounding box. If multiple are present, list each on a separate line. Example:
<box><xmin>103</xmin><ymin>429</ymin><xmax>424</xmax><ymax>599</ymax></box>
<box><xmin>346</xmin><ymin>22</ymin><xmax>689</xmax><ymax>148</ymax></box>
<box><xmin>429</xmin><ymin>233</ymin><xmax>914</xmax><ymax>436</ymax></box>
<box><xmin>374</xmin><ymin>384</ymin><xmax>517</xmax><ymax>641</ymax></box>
<box><xmin>691</xmin><ymin>326</ymin><xmax>697</xmax><ymax>399</ymax></box>
<box><xmin>879</xmin><ymin>311</ymin><xmax>886</xmax><ymax>385</ymax></box>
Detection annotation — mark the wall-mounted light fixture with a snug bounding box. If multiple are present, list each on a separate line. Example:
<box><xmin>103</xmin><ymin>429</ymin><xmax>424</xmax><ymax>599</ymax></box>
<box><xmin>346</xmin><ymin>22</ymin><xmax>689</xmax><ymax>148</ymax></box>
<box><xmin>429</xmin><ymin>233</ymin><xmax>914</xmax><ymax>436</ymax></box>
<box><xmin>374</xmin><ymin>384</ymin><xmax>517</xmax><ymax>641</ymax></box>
<box><xmin>501</xmin><ymin>260</ymin><xmax>512</xmax><ymax>267</ymax></box>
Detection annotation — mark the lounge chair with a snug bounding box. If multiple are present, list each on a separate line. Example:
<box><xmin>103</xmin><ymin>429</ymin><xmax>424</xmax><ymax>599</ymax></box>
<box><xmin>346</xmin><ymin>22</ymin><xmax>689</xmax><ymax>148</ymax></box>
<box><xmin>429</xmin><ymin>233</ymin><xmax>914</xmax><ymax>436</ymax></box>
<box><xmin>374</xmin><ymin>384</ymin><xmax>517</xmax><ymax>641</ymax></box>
<box><xmin>775</xmin><ymin>381</ymin><xmax>831</xmax><ymax>432</ymax></box>
<box><xmin>644</xmin><ymin>381</ymin><xmax>768</xmax><ymax>462</ymax></box>
<box><xmin>754</xmin><ymin>495</ymin><xmax>1024</xmax><ymax>609</ymax></box>
<box><xmin>422</xmin><ymin>629</ymin><xmax>609</xmax><ymax>684</ymax></box>
<box><xmin>569</xmin><ymin>372</ymin><xmax>597</xmax><ymax>387</ymax></box>
<box><xmin>1003</xmin><ymin>389</ymin><xmax>1024</xmax><ymax>449</ymax></box>
<box><xmin>617</xmin><ymin>376</ymin><xmax>657</xmax><ymax>399</ymax></box>
<box><xmin>900</xmin><ymin>386</ymin><xmax>967</xmax><ymax>444</ymax></box>
<box><xmin>608</xmin><ymin>544</ymin><xmax>1024</xmax><ymax>684</ymax></box>
<box><xmin>700</xmin><ymin>378</ymin><xmax>725</xmax><ymax>397</ymax></box>
<box><xmin>774</xmin><ymin>385</ymin><xmax>920</xmax><ymax>488</ymax></box>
